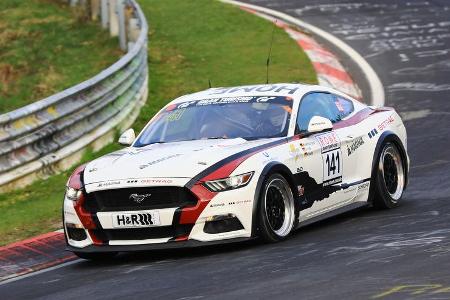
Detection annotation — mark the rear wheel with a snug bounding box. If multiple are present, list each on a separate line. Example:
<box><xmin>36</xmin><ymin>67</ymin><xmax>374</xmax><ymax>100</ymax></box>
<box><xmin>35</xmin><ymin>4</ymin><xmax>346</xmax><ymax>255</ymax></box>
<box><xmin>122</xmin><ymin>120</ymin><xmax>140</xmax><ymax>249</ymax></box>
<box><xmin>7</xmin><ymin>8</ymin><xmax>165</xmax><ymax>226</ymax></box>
<box><xmin>73</xmin><ymin>251</ymin><xmax>118</xmax><ymax>260</ymax></box>
<box><xmin>371</xmin><ymin>142</ymin><xmax>405</xmax><ymax>209</ymax></box>
<box><xmin>257</xmin><ymin>174</ymin><xmax>296</xmax><ymax>242</ymax></box>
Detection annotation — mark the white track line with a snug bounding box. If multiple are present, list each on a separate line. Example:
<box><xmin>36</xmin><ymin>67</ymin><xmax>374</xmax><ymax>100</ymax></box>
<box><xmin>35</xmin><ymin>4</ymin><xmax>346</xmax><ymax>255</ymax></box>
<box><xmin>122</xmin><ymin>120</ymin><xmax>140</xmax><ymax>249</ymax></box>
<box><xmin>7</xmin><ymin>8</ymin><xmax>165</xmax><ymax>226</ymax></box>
<box><xmin>220</xmin><ymin>0</ymin><xmax>385</xmax><ymax>107</ymax></box>
<box><xmin>0</xmin><ymin>259</ymin><xmax>82</xmax><ymax>286</ymax></box>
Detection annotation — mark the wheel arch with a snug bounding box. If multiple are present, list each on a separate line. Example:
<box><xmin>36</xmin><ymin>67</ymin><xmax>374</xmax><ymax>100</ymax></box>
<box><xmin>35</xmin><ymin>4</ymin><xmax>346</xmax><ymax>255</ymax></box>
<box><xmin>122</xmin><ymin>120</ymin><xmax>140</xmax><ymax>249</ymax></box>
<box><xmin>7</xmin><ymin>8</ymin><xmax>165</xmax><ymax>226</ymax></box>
<box><xmin>251</xmin><ymin>161</ymin><xmax>300</xmax><ymax>237</ymax></box>
<box><xmin>372</xmin><ymin>131</ymin><xmax>409</xmax><ymax>189</ymax></box>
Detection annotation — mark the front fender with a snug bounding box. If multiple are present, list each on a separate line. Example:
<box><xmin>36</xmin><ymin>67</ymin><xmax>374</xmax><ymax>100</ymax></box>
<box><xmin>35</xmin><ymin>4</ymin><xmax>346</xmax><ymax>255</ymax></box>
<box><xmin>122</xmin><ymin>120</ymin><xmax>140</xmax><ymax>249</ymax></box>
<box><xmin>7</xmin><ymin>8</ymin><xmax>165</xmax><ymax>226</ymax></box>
<box><xmin>251</xmin><ymin>161</ymin><xmax>300</xmax><ymax>237</ymax></box>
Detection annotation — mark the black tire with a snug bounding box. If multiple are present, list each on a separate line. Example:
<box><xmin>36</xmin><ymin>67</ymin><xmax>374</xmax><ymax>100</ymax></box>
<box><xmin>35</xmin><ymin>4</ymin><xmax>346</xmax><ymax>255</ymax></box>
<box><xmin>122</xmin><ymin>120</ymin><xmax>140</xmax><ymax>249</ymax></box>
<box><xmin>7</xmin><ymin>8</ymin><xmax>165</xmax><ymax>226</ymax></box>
<box><xmin>73</xmin><ymin>251</ymin><xmax>118</xmax><ymax>260</ymax></box>
<box><xmin>257</xmin><ymin>173</ymin><xmax>297</xmax><ymax>242</ymax></box>
<box><xmin>370</xmin><ymin>142</ymin><xmax>405</xmax><ymax>209</ymax></box>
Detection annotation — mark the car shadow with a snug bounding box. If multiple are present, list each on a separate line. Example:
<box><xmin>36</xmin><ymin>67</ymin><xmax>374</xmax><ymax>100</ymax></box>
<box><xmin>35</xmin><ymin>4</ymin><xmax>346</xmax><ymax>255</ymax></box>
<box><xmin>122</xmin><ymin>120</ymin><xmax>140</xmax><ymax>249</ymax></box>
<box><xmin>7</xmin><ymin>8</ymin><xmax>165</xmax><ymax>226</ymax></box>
<box><xmin>71</xmin><ymin>200</ymin><xmax>417</xmax><ymax>269</ymax></box>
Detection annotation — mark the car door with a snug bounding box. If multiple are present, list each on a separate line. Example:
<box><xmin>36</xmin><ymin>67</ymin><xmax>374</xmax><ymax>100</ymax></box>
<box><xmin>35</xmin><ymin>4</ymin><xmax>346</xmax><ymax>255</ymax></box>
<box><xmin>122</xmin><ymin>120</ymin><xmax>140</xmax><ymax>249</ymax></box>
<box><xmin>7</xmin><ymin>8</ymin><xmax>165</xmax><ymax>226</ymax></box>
<box><xmin>293</xmin><ymin>92</ymin><xmax>351</xmax><ymax>220</ymax></box>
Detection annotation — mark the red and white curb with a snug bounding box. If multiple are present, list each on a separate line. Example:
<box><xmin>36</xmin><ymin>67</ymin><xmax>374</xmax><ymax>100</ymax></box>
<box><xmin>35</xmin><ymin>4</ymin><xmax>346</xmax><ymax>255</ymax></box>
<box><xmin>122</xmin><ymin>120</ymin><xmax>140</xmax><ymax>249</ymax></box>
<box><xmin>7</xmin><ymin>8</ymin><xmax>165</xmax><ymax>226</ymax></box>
<box><xmin>239</xmin><ymin>6</ymin><xmax>362</xmax><ymax>100</ymax></box>
<box><xmin>0</xmin><ymin>230</ymin><xmax>74</xmax><ymax>282</ymax></box>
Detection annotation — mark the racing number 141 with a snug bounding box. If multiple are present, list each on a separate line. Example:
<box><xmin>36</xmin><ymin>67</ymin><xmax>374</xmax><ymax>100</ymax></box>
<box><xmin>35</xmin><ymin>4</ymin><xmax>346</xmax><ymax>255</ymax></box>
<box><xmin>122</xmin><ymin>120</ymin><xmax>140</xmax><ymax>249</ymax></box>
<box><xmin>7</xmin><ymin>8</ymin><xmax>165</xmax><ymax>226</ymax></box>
<box><xmin>323</xmin><ymin>149</ymin><xmax>343</xmax><ymax>185</ymax></box>
<box><xmin>325</xmin><ymin>150</ymin><xmax>340</xmax><ymax>176</ymax></box>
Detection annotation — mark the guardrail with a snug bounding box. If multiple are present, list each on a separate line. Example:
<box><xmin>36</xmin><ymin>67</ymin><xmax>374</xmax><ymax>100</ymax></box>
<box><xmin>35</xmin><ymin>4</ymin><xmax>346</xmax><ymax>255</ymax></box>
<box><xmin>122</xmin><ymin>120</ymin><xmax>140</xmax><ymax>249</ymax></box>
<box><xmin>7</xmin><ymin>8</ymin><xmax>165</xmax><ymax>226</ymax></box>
<box><xmin>0</xmin><ymin>0</ymin><xmax>148</xmax><ymax>192</ymax></box>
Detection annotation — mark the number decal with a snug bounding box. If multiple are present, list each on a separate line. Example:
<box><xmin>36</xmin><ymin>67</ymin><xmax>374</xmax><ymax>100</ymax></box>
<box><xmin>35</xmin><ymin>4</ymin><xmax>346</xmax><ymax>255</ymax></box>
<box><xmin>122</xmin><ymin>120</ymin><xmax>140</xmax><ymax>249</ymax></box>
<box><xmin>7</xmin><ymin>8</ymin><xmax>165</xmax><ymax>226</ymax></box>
<box><xmin>323</xmin><ymin>149</ymin><xmax>342</xmax><ymax>185</ymax></box>
<box><xmin>316</xmin><ymin>132</ymin><xmax>343</xmax><ymax>186</ymax></box>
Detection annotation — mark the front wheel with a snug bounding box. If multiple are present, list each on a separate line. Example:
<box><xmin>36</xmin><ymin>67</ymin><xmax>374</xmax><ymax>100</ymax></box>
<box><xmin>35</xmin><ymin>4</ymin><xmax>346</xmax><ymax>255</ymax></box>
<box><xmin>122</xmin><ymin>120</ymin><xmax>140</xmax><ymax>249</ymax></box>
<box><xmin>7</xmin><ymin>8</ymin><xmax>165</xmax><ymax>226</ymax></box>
<box><xmin>371</xmin><ymin>142</ymin><xmax>405</xmax><ymax>209</ymax></box>
<box><xmin>257</xmin><ymin>174</ymin><xmax>297</xmax><ymax>242</ymax></box>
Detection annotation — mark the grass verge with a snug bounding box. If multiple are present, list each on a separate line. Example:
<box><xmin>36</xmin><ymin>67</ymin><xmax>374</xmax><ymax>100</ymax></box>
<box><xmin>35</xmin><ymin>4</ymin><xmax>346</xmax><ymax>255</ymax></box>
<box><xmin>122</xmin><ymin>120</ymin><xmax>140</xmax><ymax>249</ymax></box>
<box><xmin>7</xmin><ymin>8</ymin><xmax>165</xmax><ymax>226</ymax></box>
<box><xmin>0</xmin><ymin>0</ymin><xmax>317</xmax><ymax>246</ymax></box>
<box><xmin>0</xmin><ymin>0</ymin><xmax>121</xmax><ymax>113</ymax></box>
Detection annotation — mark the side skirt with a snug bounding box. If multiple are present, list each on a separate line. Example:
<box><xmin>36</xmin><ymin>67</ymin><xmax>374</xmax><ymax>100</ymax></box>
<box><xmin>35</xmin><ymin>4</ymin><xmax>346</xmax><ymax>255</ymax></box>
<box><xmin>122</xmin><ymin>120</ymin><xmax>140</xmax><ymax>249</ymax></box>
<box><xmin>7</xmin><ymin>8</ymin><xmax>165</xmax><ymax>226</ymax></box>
<box><xmin>297</xmin><ymin>201</ymin><xmax>369</xmax><ymax>229</ymax></box>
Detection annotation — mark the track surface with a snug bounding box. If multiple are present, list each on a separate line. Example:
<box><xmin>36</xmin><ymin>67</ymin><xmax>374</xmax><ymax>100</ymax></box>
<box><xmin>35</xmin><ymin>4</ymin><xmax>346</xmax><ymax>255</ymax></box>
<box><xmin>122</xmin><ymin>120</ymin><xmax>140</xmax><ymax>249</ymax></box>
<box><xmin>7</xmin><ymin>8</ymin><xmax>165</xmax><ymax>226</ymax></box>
<box><xmin>2</xmin><ymin>1</ymin><xmax>450</xmax><ymax>299</ymax></box>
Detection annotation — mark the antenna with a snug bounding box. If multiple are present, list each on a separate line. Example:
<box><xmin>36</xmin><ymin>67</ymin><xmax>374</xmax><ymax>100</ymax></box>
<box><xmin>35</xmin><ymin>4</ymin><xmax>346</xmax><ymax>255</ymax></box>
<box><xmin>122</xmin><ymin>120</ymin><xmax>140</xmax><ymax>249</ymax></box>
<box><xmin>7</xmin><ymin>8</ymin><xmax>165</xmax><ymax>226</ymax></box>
<box><xmin>208</xmin><ymin>79</ymin><xmax>212</xmax><ymax>88</ymax></box>
<box><xmin>266</xmin><ymin>20</ymin><xmax>277</xmax><ymax>84</ymax></box>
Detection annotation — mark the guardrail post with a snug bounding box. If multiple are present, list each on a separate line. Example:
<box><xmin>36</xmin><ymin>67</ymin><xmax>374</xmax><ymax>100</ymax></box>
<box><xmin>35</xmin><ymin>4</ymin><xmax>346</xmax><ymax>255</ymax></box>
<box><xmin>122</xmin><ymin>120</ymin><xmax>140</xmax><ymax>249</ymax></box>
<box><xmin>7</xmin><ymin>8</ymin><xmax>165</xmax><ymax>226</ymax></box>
<box><xmin>101</xmin><ymin>0</ymin><xmax>109</xmax><ymax>28</ymax></box>
<box><xmin>90</xmin><ymin>0</ymin><xmax>101</xmax><ymax>21</ymax></box>
<box><xmin>128</xmin><ymin>17</ymin><xmax>140</xmax><ymax>44</ymax></box>
<box><xmin>108</xmin><ymin>0</ymin><xmax>119</xmax><ymax>37</ymax></box>
<box><xmin>117</xmin><ymin>0</ymin><xmax>127</xmax><ymax>51</ymax></box>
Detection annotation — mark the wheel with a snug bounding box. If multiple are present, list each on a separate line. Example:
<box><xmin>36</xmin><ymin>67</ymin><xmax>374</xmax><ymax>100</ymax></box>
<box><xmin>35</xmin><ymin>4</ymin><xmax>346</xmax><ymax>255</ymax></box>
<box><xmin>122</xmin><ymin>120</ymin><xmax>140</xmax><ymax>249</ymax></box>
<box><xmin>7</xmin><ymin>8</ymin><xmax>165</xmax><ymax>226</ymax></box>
<box><xmin>257</xmin><ymin>173</ymin><xmax>297</xmax><ymax>242</ymax></box>
<box><xmin>73</xmin><ymin>251</ymin><xmax>118</xmax><ymax>260</ymax></box>
<box><xmin>371</xmin><ymin>142</ymin><xmax>405</xmax><ymax>209</ymax></box>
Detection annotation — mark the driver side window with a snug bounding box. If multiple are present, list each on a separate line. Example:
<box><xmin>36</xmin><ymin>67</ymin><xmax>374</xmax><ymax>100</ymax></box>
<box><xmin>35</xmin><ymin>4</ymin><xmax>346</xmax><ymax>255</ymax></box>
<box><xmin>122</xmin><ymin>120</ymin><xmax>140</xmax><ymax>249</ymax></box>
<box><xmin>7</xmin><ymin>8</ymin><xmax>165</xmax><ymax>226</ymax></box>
<box><xmin>296</xmin><ymin>92</ymin><xmax>354</xmax><ymax>133</ymax></box>
<box><xmin>296</xmin><ymin>92</ymin><xmax>335</xmax><ymax>133</ymax></box>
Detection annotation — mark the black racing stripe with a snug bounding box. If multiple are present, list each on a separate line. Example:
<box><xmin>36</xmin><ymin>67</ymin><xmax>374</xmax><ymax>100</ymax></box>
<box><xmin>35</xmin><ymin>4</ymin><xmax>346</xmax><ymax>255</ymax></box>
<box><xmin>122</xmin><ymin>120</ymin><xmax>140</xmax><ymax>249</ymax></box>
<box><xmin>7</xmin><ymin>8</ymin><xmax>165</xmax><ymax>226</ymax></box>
<box><xmin>339</xmin><ymin>178</ymin><xmax>371</xmax><ymax>189</ymax></box>
<box><xmin>185</xmin><ymin>137</ymin><xmax>293</xmax><ymax>188</ymax></box>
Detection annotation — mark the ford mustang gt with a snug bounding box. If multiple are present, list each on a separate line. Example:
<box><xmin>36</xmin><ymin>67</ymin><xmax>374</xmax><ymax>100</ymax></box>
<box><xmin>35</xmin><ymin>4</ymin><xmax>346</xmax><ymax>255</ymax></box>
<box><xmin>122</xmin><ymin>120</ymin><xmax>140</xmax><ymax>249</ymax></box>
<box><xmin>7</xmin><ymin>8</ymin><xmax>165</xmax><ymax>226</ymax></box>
<box><xmin>63</xmin><ymin>83</ymin><xmax>409</xmax><ymax>259</ymax></box>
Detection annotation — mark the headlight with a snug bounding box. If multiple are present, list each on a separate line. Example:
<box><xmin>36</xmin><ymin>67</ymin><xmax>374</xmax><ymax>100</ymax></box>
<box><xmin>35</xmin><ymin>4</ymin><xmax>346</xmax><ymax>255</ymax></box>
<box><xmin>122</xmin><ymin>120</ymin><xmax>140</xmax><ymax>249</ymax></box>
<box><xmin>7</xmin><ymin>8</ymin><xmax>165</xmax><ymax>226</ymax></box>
<box><xmin>203</xmin><ymin>172</ymin><xmax>254</xmax><ymax>192</ymax></box>
<box><xmin>66</xmin><ymin>187</ymin><xmax>82</xmax><ymax>201</ymax></box>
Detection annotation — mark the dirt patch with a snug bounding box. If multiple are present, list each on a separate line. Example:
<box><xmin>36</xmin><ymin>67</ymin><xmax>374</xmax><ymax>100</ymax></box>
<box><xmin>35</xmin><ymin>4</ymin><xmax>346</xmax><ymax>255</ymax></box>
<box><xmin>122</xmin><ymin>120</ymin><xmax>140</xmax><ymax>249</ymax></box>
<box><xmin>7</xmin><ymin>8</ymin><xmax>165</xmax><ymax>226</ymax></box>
<box><xmin>0</xmin><ymin>28</ymin><xmax>30</xmax><ymax>44</ymax></box>
<box><xmin>20</xmin><ymin>15</ymin><xmax>67</xmax><ymax>26</ymax></box>
<box><xmin>0</xmin><ymin>64</ymin><xmax>20</xmax><ymax>95</ymax></box>
<box><xmin>32</xmin><ymin>66</ymin><xmax>63</xmax><ymax>99</ymax></box>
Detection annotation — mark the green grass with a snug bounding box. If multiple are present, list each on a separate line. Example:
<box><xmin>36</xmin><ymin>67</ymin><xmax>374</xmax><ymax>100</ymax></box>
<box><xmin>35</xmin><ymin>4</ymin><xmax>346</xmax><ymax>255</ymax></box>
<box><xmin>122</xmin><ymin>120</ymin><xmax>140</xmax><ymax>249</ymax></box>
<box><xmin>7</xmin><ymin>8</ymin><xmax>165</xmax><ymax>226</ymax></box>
<box><xmin>0</xmin><ymin>0</ymin><xmax>316</xmax><ymax>246</ymax></box>
<box><xmin>0</xmin><ymin>0</ymin><xmax>122</xmax><ymax>113</ymax></box>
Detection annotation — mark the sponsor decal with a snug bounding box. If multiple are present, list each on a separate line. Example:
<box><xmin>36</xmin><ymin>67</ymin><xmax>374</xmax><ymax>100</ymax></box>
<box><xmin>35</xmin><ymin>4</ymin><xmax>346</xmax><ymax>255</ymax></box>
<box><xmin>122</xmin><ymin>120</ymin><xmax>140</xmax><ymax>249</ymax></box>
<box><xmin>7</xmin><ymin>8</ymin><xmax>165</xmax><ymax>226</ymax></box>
<box><xmin>368</xmin><ymin>128</ymin><xmax>379</xmax><ymax>139</ymax></box>
<box><xmin>347</xmin><ymin>137</ymin><xmax>365</xmax><ymax>156</ymax></box>
<box><xmin>357</xmin><ymin>182</ymin><xmax>370</xmax><ymax>192</ymax></box>
<box><xmin>197</xmin><ymin>96</ymin><xmax>254</xmax><ymax>106</ymax></box>
<box><xmin>88</xmin><ymin>167</ymin><xmax>97</xmax><ymax>173</ymax></box>
<box><xmin>208</xmin><ymin>84</ymin><xmax>299</xmax><ymax>95</ymax></box>
<box><xmin>129</xmin><ymin>193</ymin><xmax>152</xmax><ymax>204</ymax></box>
<box><xmin>323</xmin><ymin>177</ymin><xmax>342</xmax><ymax>187</ymax></box>
<box><xmin>297</xmin><ymin>185</ymin><xmax>305</xmax><ymax>196</ymax></box>
<box><xmin>377</xmin><ymin>115</ymin><xmax>395</xmax><ymax>131</ymax></box>
<box><xmin>316</xmin><ymin>132</ymin><xmax>343</xmax><ymax>186</ymax></box>
<box><xmin>300</xmin><ymin>141</ymin><xmax>314</xmax><ymax>157</ymax></box>
<box><xmin>97</xmin><ymin>180</ymin><xmax>121</xmax><ymax>188</ymax></box>
<box><xmin>139</xmin><ymin>154</ymin><xmax>182</xmax><ymax>169</ymax></box>
<box><xmin>127</xmin><ymin>179</ymin><xmax>138</xmax><ymax>184</ymax></box>
<box><xmin>172</xmin><ymin>95</ymin><xmax>293</xmax><ymax>110</ymax></box>
<box><xmin>227</xmin><ymin>199</ymin><xmax>251</xmax><ymax>206</ymax></box>
<box><xmin>140</xmin><ymin>178</ymin><xmax>173</xmax><ymax>184</ymax></box>
<box><xmin>167</xmin><ymin>108</ymin><xmax>186</xmax><ymax>121</ymax></box>
<box><xmin>289</xmin><ymin>141</ymin><xmax>315</xmax><ymax>161</ymax></box>
<box><xmin>289</xmin><ymin>143</ymin><xmax>302</xmax><ymax>162</ymax></box>
<box><xmin>316</xmin><ymin>132</ymin><xmax>340</xmax><ymax>153</ymax></box>
<box><xmin>116</xmin><ymin>213</ymin><xmax>155</xmax><ymax>226</ymax></box>
<box><xmin>335</xmin><ymin>99</ymin><xmax>345</xmax><ymax>112</ymax></box>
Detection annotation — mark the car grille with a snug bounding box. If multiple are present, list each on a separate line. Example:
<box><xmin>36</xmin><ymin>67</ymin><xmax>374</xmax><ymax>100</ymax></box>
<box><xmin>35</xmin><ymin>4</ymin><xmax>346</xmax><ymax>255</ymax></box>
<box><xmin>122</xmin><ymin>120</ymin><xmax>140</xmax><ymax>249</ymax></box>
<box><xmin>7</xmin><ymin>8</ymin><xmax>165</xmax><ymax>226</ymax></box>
<box><xmin>84</xmin><ymin>187</ymin><xmax>198</xmax><ymax>212</ymax></box>
<box><xmin>92</xmin><ymin>224</ymin><xmax>194</xmax><ymax>241</ymax></box>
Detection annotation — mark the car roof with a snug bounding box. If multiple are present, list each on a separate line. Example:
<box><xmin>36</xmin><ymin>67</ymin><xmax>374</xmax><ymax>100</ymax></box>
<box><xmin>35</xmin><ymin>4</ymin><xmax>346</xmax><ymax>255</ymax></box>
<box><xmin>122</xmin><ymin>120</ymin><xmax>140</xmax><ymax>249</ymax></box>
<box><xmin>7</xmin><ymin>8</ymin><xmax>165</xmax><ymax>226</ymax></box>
<box><xmin>169</xmin><ymin>83</ymin><xmax>342</xmax><ymax>104</ymax></box>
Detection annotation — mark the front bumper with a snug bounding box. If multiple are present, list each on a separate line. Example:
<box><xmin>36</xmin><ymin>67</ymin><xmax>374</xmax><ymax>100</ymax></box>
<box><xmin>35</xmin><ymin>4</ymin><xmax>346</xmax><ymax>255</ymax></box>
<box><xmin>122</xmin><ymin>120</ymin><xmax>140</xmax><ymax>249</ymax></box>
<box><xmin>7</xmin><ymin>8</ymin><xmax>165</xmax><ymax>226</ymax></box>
<box><xmin>64</xmin><ymin>181</ymin><xmax>257</xmax><ymax>250</ymax></box>
<box><xmin>67</xmin><ymin>236</ymin><xmax>254</xmax><ymax>253</ymax></box>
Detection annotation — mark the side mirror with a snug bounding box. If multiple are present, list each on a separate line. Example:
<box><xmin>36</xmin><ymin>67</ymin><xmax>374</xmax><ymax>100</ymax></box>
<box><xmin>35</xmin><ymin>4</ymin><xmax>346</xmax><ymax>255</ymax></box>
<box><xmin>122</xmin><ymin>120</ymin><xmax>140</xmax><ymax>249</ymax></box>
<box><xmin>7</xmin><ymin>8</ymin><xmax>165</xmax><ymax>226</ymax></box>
<box><xmin>118</xmin><ymin>128</ymin><xmax>135</xmax><ymax>146</ymax></box>
<box><xmin>307</xmin><ymin>116</ymin><xmax>333</xmax><ymax>133</ymax></box>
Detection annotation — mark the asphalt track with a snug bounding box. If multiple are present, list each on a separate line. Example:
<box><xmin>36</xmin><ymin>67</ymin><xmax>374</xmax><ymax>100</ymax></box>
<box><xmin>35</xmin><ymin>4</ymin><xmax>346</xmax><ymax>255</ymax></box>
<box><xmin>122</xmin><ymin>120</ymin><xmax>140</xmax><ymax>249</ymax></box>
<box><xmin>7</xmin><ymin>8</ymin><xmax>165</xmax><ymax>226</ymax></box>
<box><xmin>2</xmin><ymin>1</ymin><xmax>450</xmax><ymax>299</ymax></box>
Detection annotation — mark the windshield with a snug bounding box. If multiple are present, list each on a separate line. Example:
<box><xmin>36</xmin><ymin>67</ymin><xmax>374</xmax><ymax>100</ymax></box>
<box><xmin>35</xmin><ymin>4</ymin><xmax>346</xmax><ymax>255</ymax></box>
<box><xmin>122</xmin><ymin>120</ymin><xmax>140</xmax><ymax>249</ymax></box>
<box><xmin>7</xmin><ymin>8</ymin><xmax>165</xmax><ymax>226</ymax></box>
<box><xmin>134</xmin><ymin>95</ymin><xmax>293</xmax><ymax>147</ymax></box>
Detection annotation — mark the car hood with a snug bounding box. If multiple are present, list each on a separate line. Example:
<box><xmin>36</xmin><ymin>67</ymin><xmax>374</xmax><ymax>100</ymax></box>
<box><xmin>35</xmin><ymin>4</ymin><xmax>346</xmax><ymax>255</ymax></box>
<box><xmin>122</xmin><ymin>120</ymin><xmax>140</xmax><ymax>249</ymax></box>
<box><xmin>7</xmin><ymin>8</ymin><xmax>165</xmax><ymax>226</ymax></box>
<box><xmin>83</xmin><ymin>138</ymin><xmax>277</xmax><ymax>192</ymax></box>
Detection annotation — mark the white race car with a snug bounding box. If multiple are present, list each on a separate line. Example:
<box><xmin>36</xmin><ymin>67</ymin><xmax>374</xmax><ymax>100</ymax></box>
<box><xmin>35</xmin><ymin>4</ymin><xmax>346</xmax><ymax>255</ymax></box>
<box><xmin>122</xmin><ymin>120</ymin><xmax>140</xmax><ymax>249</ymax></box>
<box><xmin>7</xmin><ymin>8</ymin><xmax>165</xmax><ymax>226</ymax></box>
<box><xmin>63</xmin><ymin>83</ymin><xmax>409</xmax><ymax>259</ymax></box>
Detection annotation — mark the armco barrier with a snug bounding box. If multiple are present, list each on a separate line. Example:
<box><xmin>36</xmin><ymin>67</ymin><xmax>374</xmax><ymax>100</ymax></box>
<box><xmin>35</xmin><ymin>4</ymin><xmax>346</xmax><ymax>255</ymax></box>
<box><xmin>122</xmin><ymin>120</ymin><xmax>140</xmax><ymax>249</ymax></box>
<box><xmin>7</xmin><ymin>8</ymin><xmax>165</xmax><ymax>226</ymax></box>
<box><xmin>0</xmin><ymin>0</ymin><xmax>148</xmax><ymax>192</ymax></box>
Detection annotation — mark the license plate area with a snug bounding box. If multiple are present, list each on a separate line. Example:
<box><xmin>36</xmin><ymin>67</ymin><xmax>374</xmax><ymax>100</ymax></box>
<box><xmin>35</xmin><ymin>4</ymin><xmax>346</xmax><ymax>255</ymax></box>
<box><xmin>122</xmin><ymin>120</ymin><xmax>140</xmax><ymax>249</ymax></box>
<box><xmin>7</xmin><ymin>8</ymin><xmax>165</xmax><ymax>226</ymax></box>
<box><xmin>112</xmin><ymin>211</ymin><xmax>161</xmax><ymax>228</ymax></box>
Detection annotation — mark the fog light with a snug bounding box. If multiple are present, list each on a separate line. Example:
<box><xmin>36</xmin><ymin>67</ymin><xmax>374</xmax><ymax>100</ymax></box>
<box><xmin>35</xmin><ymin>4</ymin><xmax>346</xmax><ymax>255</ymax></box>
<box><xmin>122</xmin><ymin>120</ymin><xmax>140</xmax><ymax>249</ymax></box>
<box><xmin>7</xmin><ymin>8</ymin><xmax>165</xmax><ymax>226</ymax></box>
<box><xmin>204</xmin><ymin>214</ymin><xmax>244</xmax><ymax>234</ymax></box>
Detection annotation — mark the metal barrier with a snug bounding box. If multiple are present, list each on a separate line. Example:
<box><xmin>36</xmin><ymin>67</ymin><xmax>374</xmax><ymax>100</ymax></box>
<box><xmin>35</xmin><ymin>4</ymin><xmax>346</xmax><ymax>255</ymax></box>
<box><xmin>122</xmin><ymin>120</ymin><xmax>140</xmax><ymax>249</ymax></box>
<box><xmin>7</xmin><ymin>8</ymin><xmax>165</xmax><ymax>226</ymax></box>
<box><xmin>0</xmin><ymin>0</ymin><xmax>148</xmax><ymax>192</ymax></box>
